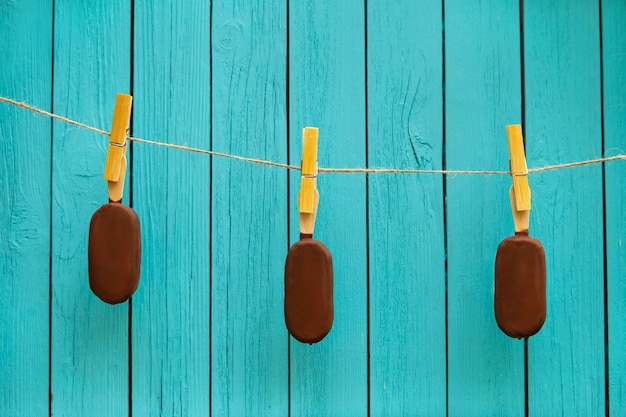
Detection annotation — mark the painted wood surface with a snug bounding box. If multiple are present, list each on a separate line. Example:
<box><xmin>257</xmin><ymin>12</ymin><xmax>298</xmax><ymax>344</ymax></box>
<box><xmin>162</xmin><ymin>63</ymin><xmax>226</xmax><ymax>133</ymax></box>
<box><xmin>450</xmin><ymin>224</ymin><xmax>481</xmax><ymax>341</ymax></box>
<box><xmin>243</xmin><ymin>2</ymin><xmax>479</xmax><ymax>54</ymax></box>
<box><xmin>51</xmin><ymin>1</ymin><xmax>130</xmax><ymax>415</ymax></box>
<box><xmin>50</xmin><ymin>1</ymin><xmax>131</xmax><ymax>415</ymax></box>
<box><xmin>131</xmin><ymin>2</ymin><xmax>211</xmax><ymax>416</ymax></box>
<box><xmin>210</xmin><ymin>1</ymin><xmax>289</xmax><ymax>415</ymax></box>
<box><xmin>445</xmin><ymin>1</ymin><xmax>525</xmax><ymax>415</ymax></box>
<box><xmin>0</xmin><ymin>1</ymin><xmax>624</xmax><ymax>415</ymax></box>
<box><xmin>603</xmin><ymin>1</ymin><xmax>626</xmax><ymax>415</ymax></box>
<box><xmin>524</xmin><ymin>1</ymin><xmax>605</xmax><ymax>415</ymax></box>
<box><xmin>0</xmin><ymin>1</ymin><xmax>51</xmax><ymax>416</ymax></box>
<box><xmin>367</xmin><ymin>1</ymin><xmax>447</xmax><ymax>415</ymax></box>
<box><xmin>288</xmin><ymin>1</ymin><xmax>367</xmax><ymax>416</ymax></box>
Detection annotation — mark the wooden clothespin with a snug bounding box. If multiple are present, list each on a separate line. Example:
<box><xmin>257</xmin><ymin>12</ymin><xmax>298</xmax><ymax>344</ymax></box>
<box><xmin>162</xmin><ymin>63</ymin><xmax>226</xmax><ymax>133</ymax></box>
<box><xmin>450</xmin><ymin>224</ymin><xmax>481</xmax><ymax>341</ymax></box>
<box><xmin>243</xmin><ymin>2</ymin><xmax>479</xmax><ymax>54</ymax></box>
<box><xmin>298</xmin><ymin>127</ymin><xmax>319</xmax><ymax>235</ymax></box>
<box><xmin>104</xmin><ymin>94</ymin><xmax>133</xmax><ymax>203</ymax></box>
<box><xmin>506</xmin><ymin>124</ymin><xmax>531</xmax><ymax>233</ymax></box>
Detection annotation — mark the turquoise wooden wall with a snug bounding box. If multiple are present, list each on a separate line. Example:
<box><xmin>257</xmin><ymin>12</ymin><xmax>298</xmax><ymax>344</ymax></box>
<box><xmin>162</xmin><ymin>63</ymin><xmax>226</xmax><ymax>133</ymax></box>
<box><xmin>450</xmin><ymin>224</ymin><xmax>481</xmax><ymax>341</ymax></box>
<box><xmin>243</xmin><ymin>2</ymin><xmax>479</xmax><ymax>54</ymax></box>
<box><xmin>1</xmin><ymin>0</ymin><xmax>624</xmax><ymax>416</ymax></box>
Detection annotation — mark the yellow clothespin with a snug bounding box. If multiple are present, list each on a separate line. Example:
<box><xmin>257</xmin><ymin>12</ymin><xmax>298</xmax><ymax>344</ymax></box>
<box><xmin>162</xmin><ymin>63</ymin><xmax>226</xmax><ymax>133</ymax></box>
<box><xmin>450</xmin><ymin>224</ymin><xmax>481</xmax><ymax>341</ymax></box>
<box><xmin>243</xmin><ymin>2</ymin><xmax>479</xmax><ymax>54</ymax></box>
<box><xmin>506</xmin><ymin>124</ymin><xmax>531</xmax><ymax>233</ymax></box>
<box><xmin>298</xmin><ymin>127</ymin><xmax>319</xmax><ymax>235</ymax></box>
<box><xmin>104</xmin><ymin>94</ymin><xmax>133</xmax><ymax>202</ymax></box>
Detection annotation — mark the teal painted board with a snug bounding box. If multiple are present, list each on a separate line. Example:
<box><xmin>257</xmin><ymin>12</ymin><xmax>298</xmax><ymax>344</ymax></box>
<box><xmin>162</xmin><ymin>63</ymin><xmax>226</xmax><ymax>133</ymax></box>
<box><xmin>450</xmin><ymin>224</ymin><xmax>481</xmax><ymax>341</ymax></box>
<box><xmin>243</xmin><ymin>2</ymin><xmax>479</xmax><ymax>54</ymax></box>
<box><xmin>288</xmin><ymin>1</ymin><xmax>367</xmax><ymax>415</ymax></box>
<box><xmin>445</xmin><ymin>1</ymin><xmax>525</xmax><ymax>415</ymax></box>
<box><xmin>0</xmin><ymin>1</ymin><xmax>51</xmax><ymax>415</ymax></box>
<box><xmin>51</xmin><ymin>1</ymin><xmax>130</xmax><ymax>415</ymax></box>
<box><xmin>367</xmin><ymin>0</ymin><xmax>446</xmax><ymax>414</ymax></box>
<box><xmin>131</xmin><ymin>1</ymin><xmax>211</xmax><ymax>415</ymax></box>
<box><xmin>603</xmin><ymin>0</ymin><xmax>626</xmax><ymax>415</ymax></box>
<box><xmin>211</xmin><ymin>2</ymin><xmax>288</xmax><ymax>415</ymax></box>
<box><xmin>523</xmin><ymin>1</ymin><xmax>604</xmax><ymax>415</ymax></box>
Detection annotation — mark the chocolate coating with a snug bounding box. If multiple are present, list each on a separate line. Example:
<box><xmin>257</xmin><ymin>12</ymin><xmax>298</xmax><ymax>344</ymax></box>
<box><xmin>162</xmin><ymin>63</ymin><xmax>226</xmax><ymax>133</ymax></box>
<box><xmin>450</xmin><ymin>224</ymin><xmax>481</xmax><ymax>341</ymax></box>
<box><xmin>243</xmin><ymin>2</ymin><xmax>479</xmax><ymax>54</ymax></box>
<box><xmin>284</xmin><ymin>237</ymin><xmax>333</xmax><ymax>344</ymax></box>
<box><xmin>494</xmin><ymin>232</ymin><xmax>546</xmax><ymax>338</ymax></box>
<box><xmin>88</xmin><ymin>203</ymin><xmax>141</xmax><ymax>304</ymax></box>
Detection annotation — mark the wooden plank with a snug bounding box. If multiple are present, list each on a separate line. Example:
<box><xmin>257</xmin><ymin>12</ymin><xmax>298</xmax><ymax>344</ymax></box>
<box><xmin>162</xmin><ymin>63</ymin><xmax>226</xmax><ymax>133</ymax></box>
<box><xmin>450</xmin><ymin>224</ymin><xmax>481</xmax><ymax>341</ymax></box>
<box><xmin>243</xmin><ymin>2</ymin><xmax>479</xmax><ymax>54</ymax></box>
<box><xmin>211</xmin><ymin>2</ymin><xmax>288</xmax><ymax>415</ymax></box>
<box><xmin>50</xmin><ymin>1</ymin><xmax>130</xmax><ymax>415</ymax></box>
<box><xmin>602</xmin><ymin>1</ymin><xmax>626</xmax><ymax>415</ymax></box>
<box><xmin>131</xmin><ymin>1</ymin><xmax>211</xmax><ymax>415</ymax></box>
<box><xmin>0</xmin><ymin>1</ymin><xmax>52</xmax><ymax>415</ymax></box>
<box><xmin>288</xmin><ymin>1</ymin><xmax>367</xmax><ymax>415</ymax></box>
<box><xmin>445</xmin><ymin>1</ymin><xmax>525</xmax><ymax>415</ymax></box>
<box><xmin>367</xmin><ymin>0</ymin><xmax>446</xmax><ymax>414</ymax></box>
<box><xmin>523</xmin><ymin>1</ymin><xmax>604</xmax><ymax>415</ymax></box>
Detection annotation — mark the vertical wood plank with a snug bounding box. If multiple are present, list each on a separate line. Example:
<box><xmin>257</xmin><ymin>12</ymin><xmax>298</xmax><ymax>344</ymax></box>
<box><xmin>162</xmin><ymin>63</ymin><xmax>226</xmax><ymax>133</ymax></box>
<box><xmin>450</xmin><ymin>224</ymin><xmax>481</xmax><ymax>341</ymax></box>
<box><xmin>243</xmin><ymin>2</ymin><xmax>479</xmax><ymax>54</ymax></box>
<box><xmin>288</xmin><ymin>1</ymin><xmax>367</xmax><ymax>416</ymax></box>
<box><xmin>602</xmin><ymin>1</ymin><xmax>626</xmax><ymax>415</ymax></box>
<box><xmin>367</xmin><ymin>1</ymin><xmax>446</xmax><ymax>414</ymax></box>
<box><xmin>524</xmin><ymin>1</ymin><xmax>604</xmax><ymax>415</ymax></box>
<box><xmin>0</xmin><ymin>1</ymin><xmax>52</xmax><ymax>415</ymax></box>
<box><xmin>211</xmin><ymin>2</ymin><xmax>288</xmax><ymax>415</ymax></box>
<box><xmin>51</xmin><ymin>1</ymin><xmax>130</xmax><ymax>415</ymax></box>
<box><xmin>445</xmin><ymin>1</ymin><xmax>525</xmax><ymax>415</ymax></box>
<box><xmin>131</xmin><ymin>1</ymin><xmax>211</xmax><ymax>415</ymax></box>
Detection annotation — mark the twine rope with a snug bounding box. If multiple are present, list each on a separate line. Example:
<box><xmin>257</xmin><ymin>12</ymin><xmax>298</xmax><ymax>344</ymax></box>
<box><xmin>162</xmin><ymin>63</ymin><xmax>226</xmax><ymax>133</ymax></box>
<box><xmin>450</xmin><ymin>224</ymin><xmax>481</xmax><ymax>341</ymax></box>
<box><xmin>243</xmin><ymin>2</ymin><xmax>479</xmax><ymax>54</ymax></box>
<box><xmin>2</xmin><ymin>95</ymin><xmax>624</xmax><ymax>175</ymax></box>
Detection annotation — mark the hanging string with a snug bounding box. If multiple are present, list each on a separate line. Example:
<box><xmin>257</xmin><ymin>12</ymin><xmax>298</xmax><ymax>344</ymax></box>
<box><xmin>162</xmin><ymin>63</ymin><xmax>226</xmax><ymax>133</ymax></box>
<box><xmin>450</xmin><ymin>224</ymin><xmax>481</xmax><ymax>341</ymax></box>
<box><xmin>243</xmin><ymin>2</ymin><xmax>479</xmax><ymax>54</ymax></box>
<box><xmin>1</xmin><ymin>95</ymin><xmax>109</xmax><ymax>136</ymax></box>
<box><xmin>1</xmin><ymin>95</ymin><xmax>624</xmax><ymax>175</ymax></box>
<box><xmin>129</xmin><ymin>135</ymin><xmax>300</xmax><ymax>171</ymax></box>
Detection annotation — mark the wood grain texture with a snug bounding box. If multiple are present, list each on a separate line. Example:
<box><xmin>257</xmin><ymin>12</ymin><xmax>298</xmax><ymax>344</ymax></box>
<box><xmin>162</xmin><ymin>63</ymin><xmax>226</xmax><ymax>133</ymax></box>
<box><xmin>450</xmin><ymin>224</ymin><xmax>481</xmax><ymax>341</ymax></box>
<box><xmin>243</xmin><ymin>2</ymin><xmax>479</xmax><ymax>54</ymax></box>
<box><xmin>0</xmin><ymin>1</ymin><xmax>52</xmax><ymax>415</ymax></box>
<box><xmin>367</xmin><ymin>0</ymin><xmax>446</xmax><ymax>415</ymax></box>
<box><xmin>288</xmin><ymin>1</ymin><xmax>367</xmax><ymax>415</ymax></box>
<box><xmin>602</xmin><ymin>1</ymin><xmax>626</xmax><ymax>415</ymax></box>
<box><xmin>131</xmin><ymin>1</ymin><xmax>211</xmax><ymax>415</ymax></box>
<box><xmin>523</xmin><ymin>1</ymin><xmax>604</xmax><ymax>415</ymax></box>
<box><xmin>2</xmin><ymin>1</ymin><xmax>624</xmax><ymax>414</ymax></box>
<box><xmin>50</xmin><ymin>1</ymin><xmax>130</xmax><ymax>415</ymax></box>
<box><xmin>211</xmin><ymin>1</ymin><xmax>288</xmax><ymax>415</ymax></box>
<box><xmin>445</xmin><ymin>1</ymin><xmax>525</xmax><ymax>415</ymax></box>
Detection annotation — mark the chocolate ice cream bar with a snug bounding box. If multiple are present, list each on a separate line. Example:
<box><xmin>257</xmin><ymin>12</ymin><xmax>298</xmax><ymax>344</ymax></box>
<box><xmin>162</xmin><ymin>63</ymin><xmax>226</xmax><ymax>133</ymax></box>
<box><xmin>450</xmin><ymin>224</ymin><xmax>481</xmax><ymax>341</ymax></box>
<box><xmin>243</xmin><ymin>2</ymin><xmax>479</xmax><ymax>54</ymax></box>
<box><xmin>284</xmin><ymin>233</ymin><xmax>334</xmax><ymax>344</ymax></box>
<box><xmin>494</xmin><ymin>231</ymin><xmax>546</xmax><ymax>338</ymax></box>
<box><xmin>89</xmin><ymin>202</ymin><xmax>141</xmax><ymax>304</ymax></box>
